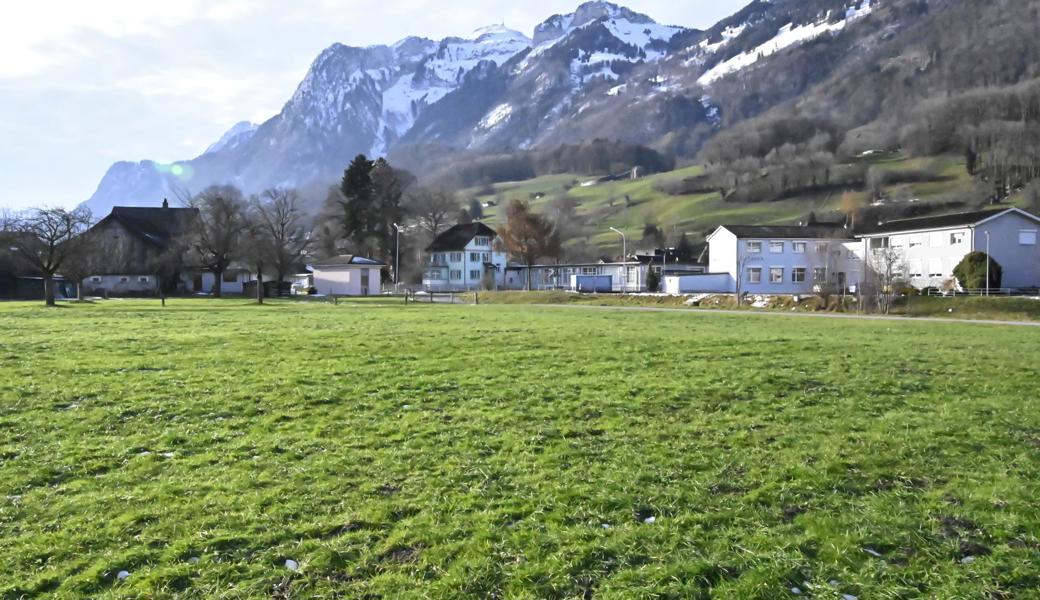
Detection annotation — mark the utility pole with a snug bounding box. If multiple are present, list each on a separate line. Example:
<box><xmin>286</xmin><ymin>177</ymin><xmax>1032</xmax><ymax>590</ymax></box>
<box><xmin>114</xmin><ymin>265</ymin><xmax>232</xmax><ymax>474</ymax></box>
<box><xmin>393</xmin><ymin>223</ymin><xmax>402</xmax><ymax>288</ymax></box>
<box><xmin>985</xmin><ymin>231</ymin><xmax>991</xmax><ymax>297</ymax></box>
<box><xmin>610</xmin><ymin>227</ymin><xmax>627</xmax><ymax>294</ymax></box>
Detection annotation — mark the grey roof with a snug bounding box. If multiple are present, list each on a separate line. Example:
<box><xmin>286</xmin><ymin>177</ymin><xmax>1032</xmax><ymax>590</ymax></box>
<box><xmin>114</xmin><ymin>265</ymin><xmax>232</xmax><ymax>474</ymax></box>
<box><xmin>718</xmin><ymin>225</ymin><xmax>854</xmax><ymax>240</ymax></box>
<box><xmin>427</xmin><ymin>222</ymin><xmax>497</xmax><ymax>252</ymax></box>
<box><xmin>855</xmin><ymin>208</ymin><xmax>1031</xmax><ymax>235</ymax></box>
<box><xmin>96</xmin><ymin>205</ymin><xmax>198</xmax><ymax>247</ymax></box>
<box><xmin>310</xmin><ymin>255</ymin><xmax>385</xmax><ymax>268</ymax></box>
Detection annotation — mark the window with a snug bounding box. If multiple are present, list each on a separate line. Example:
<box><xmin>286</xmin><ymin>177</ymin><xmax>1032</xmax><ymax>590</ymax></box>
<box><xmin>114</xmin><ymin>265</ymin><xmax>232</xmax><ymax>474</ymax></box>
<box><xmin>90</xmin><ymin>276</ymin><xmax>102</xmax><ymax>283</ymax></box>
<box><xmin>813</xmin><ymin>268</ymin><xmax>827</xmax><ymax>283</ymax></box>
<box><xmin>138</xmin><ymin>276</ymin><xmax>149</xmax><ymax>283</ymax></box>
<box><xmin>792</xmin><ymin>241</ymin><xmax>806</xmax><ymax>253</ymax></box>
<box><xmin>474</xmin><ymin>236</ymin><xmax>489</xmax><ymax>247</ymax></box>
<box><xmin>450</xmin><ymin>252</ymin><xmax>462</xmax><ymax>262</ymax></box>
<box><xmin>746</xmin><ymin>241</ymin><xmax>762</xmax><ymax>253</ymax></box>
<box><xmin>928</xmin><ymin>258</ymin><xmax>943</xmax><ymax>278</ymax></box>
<box><xmin>482</xmin><ymin>253</ymin><xmax>490</xmax><ymax>262</ymax></box>
<box><xmin>769</xmin><ymin>241</ymin><xmax>784</xmax><ymax>253</ymax></box>
<box><xmin>580</xmin><ymin>266</ymin><xmax>601</xmax><ymax>276</ymax></box>
<box><xmin>869</xmin><ymin>237</ymin><xmax>890</xmax><ymax>250</ymax></box>
<box><xmin>792</xmin><ymin>268</ymin><xmax>807</xmax><ymax>283</ymax></box>
<box><xmin>815</xmin><ymin>243</ymin><xmax>828</xmax><ymax>253</ymax></box>
<box><xmin>470</xmin><ymin>252</ymin><xmax>480</xmax><ymax>262</ymax></box>
<box><xmin>119</xmin><ymin>277</ymin><xmax>129</xmax><ymax>283</ymax></box>
<box><xmin>909</xmin><ymin>262</ymin><xmax>923</xmax><ymax>278</ymax></box>
<box><xmin>432</xmin><ymin>253</ymin><xmax>448</xmax><ymax>266</ymax></box>
<box><xmin>950</xmin><ymin>232</ymin><xmax>965</xmax><ymax>245</ymax></box>
<box><xmin>908</xmin><ymin>236</ymin><xmax>922</xmax><ymax>248</ymax></box>
<box><xmin>223</xmin><ymin>272</ymin><xmax>237</xmax><ymax>283</ymax></box>
<box><xmin>769</xmin><ymin>267</ymin><xmax>784</xmax><ymax>283</ymax></box>
<box><xmin>747</xmin><ymin>267</ymin><xmax>762</xmax><ymax>284</ymax></box>
<box><xmin>450</xmin><ymin>269</ymin><xmax>462</xmax><ymax>281</ymax></box>
<box><xmin>1020</xmin><ymin>229</ymin><xmax>1038</xmax><ymax>245</ymax></box>
<box><xmin>470</xmin><ymin>269</ymin><xmax>481</xmax><ymax>280</ymax></box>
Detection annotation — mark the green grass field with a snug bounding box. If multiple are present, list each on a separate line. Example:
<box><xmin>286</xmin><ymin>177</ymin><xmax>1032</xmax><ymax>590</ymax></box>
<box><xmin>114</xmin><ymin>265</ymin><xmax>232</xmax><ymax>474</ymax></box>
<box><xmin>2</xmin><ymin>299</ymin><xmax>1039</xmax><ymax>599</ymax></box>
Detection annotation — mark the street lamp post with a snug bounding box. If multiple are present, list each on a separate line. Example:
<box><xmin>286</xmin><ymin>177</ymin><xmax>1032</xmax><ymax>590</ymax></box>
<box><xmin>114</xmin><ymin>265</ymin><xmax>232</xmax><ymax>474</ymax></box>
<box><xmin>392</xmin><ymin>223</ymin><xmax>402</xmax><ymax>287</ymax></box>
<box><xmin>985</xmin><ymin>230</ymin><xmax>991</xmax><ymax>297</ymax></box>
<box><xmin>609</xmin><ymin>227</ymin><xmax>627</xmax><ymax>294</ymax></box>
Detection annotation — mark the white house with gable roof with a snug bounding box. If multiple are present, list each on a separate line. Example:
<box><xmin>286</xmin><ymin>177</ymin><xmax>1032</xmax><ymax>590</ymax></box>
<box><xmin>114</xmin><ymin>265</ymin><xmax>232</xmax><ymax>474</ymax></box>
<box><xmin>423</xmin><ymin>222</ymin><xmax>508</xmax><ymax>291</ymax></box>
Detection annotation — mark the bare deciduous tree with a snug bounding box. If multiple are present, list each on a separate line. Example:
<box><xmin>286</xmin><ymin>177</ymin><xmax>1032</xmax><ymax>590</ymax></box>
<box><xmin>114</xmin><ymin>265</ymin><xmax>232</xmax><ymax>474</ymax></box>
<box><xmin>5</xmin><ymin>207</ymin><xmax>93</xmax><ymax>306</ymax></box>
<box><xmin>865</xmin><ymin>246</ymin><xmax>908</xmax><ymax>314</ymax></box>
<box><xmin>188</xmin><ymin>185</ymin><xmax>247</xmax><ymax>298</ymax></box>
<box><xmin>242</xmin><ymin>188</ymin><xmax>313</xmax><ymax>304</ymax></box>
<box><xmin>405</xmin><ymin>186</ymin><xmax>458</xmax><ymax>237</ymax></box>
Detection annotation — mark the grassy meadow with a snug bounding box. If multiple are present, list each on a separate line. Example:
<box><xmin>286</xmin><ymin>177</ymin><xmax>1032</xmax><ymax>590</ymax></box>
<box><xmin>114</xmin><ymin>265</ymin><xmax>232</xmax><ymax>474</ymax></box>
<box><xmin>1</xmin><ymin>299</ymin><xmax>1039</xmax><ymax>598</ymax></box>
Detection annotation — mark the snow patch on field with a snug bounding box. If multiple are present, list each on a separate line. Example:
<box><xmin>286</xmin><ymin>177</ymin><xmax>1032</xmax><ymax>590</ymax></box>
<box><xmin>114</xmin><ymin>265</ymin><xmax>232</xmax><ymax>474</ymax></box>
<box><xmin>698</xmin><ymin>0</ymin><xmax>874</xmax><ymax>85</ymax></box>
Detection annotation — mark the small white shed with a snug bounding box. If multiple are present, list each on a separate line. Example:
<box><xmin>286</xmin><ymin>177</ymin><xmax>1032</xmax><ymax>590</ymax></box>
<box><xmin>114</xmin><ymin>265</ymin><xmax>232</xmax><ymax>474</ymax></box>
<box><xmin>311</xmin><ymin>255</ymin><xmax>384</xmax><ymax>296</ymax></box>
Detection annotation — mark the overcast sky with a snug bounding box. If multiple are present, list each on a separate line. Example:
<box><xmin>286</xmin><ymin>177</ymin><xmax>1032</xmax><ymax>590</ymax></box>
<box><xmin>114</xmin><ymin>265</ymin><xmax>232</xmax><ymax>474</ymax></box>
<box><xmin>0</xmin><ymin>0</ymin><xmax>746</xmax><ymax>209</ymax></box>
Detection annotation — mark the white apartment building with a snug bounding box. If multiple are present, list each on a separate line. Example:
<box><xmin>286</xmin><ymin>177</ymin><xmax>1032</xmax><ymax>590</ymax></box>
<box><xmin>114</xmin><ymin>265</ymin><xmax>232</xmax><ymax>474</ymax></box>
<box><xmin>856</xmin><ymin>208</ymin><xmax>1040</xmax><ymax>289</ymax></box>
<box><xmin>691</xmin><ymin>225</ymin><xmax>863</xmax><ymax>295</ymax></box>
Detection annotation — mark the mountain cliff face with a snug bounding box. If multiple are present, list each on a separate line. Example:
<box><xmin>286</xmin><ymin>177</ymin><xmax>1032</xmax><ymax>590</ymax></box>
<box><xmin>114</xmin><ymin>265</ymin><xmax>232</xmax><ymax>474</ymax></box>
<box><xmin>84</xmin><ymin>0</ymin><xmax>1006</xmax><ymax>216</ymax></box>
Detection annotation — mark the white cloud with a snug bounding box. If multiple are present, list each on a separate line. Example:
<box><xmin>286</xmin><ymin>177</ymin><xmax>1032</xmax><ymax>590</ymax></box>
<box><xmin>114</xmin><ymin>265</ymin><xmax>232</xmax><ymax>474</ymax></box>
<box><xmin>0</xmin><ymin>0</ymin><xmax>744</xmax><ymax>208</ymax></box>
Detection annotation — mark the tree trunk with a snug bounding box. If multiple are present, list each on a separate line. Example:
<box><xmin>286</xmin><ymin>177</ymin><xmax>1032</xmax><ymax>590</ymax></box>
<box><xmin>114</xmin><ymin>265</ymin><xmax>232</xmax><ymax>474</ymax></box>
<box><xmin>76</xmin><ymin>279</ymin><xmax>85</xmax><ymax>302</ymax></box>
<box><xmin>256</xmin><ymin>264</ymin><xmax>264</xmax><ymax>305</ymax></box>
<box><xmin>525</xmin><ymin>261</ymin><xmax>532</xmax><ymax>291</ymax></box>
<box><xmin>212</xmin><ymin>270</ymin><xmax>223</xmax><ymax>298</ymax></box>
<box><xmin>43</xmin><ymin>273</ymin><xmax>56</xmax><ymax>307</ymax></box>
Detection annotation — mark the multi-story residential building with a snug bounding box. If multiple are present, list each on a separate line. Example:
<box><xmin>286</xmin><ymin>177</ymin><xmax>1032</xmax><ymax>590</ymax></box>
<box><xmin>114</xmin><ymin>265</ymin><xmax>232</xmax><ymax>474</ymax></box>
<box><xmin>422</xmin><ymin>223</ymin><xmax>508</xmax><ymax>291</ymax></box>
<box><xmin>856</xmin><ymin>208</ymin><xmax>1040</xmax><ymax>290</ymax></box>
<box><xmin>694</xmin><ymin>224</ymin><xmax>863</xmax><ymax>295</ymax></box>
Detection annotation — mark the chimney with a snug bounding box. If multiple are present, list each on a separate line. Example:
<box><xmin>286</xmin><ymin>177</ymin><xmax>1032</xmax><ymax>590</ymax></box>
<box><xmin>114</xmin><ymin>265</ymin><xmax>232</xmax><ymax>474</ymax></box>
<box><xmin>162</xmin><ymin>198</ymin><xmax>169</xmax><ymax>209</ymax></box>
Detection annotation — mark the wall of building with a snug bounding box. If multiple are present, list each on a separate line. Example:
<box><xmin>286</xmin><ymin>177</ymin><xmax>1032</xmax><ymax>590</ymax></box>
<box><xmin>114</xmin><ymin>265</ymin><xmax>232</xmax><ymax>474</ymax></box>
<box><xmin>664</xmin><ymin>273</ymin><xmax>732</xmax><ymax>294</ymax></box>
<box><xmin>84</xmin><ymin>274</ymin><xmax>158</xmax><ymax>296</ymax></box>
<box><xmin>424</xmin><ymin>239</ymin><xmax>508</xmax><ymax>291</ymax></box>
<box><xmin>313</xmin><ymin>267</ymin><xmax>380</xmax><ymax>296</ymax></box>
<box><xmin>711</xmin><ymin>231</ymin><xmax>861</xmax><ymax>295</ymax></box>
<box><xmin>502</xmin><ymin>264</ymin><xmax>647</xmax><ymax>292</ymax></box>
<box><xmin>975</xmin><ymin>213</ymin><xmax>1040</xmax><ymax>288</ymax></box>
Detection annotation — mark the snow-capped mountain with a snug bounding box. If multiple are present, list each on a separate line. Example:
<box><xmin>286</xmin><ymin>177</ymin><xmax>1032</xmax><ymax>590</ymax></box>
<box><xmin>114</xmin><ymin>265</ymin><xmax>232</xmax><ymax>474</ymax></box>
<box><xmin>203</xmin><ymin>121</ymin><xmax>259</xmax><ymax>156</ymax></box>
<box><xmin>82</xmin><ymin>0</ymin><xmax>899</xmax><ymax>215</ymax></box>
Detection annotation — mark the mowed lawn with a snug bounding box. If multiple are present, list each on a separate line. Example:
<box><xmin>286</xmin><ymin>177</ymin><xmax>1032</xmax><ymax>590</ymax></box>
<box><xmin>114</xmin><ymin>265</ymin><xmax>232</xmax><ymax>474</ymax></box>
<box><xmin>1</xmin><ymin>300</ymin><xmax>1038</xmax><ymax>599</ymax></box>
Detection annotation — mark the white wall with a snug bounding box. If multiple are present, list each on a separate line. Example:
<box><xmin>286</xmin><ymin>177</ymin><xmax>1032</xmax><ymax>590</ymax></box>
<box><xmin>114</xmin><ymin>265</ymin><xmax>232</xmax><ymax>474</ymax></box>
<box><xmin>858</xmin><ymin>211</ymin><xmax>1040</xmax><ymax>289</ymax></box>
<box><xmin>313</xmin><ymin>267</ymin><xmax>381</xmax><ymax>296</ymax></box>
<box><xmin>975</xmin><ymin>212</ymin><xmax>1040</xmax><ymax>288</ymax></box>
<box><xmin>709</xmin><ymin>229</ymin><xmax>861</xmax><ymax>295</ymax></box>
<box><xmin>664</xmin><ymin>274</ymin><xmax>732</xmax><ymax>294</ymax></box>
<box><xmin>425</xmin><ymin>237</ymin><xmax>508</xmax><ymax>291</ymax></box>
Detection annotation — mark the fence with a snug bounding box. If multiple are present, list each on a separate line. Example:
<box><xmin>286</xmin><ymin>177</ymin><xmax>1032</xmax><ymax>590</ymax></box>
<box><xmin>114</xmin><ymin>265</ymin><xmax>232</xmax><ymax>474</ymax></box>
<box><xmin>925</xmin><ymin>288</ymin><xmax>1038</xmax><ymax>297</ymax></box>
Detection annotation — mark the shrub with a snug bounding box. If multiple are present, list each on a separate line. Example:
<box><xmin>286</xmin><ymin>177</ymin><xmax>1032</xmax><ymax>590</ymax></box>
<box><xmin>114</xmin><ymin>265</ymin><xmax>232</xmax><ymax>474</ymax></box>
<box><xmin>647</xmin><ymin>270</ymin><xmax>661</xmax><ymax>293</ymax></box>
<box><xmin>953</xmin><ymin>252</ymin><xmax>1002</xmax><ymax>290</ymax></box>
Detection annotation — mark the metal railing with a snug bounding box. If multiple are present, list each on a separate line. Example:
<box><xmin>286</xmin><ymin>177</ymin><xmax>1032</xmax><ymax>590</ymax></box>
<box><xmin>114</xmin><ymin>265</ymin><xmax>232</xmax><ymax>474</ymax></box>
<box><xmin>926</xmin><ymin>288</ymin><xmax>1037</xmax><ymax>297</ymax></box>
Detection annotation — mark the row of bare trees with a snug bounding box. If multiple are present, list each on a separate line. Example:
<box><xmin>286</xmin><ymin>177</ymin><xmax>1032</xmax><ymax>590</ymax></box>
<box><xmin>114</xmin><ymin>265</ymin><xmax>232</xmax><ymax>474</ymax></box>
<box><xmin>182</xmin><ymin>185</ymin><xmax>313</xmax><ymax>303</ymax></box>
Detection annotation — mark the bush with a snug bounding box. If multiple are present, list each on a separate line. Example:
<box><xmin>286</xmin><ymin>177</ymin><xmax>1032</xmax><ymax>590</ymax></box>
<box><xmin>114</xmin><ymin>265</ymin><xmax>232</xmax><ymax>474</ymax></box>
<box><xmin>647</xmin><ymin>270</ymin><xmax>661</xmax><ymax>293</ymax></box>
<box><xmin>953</xmin><ymin>252</ymin><xmax>1002</xmax><ymax>290</ymax></box>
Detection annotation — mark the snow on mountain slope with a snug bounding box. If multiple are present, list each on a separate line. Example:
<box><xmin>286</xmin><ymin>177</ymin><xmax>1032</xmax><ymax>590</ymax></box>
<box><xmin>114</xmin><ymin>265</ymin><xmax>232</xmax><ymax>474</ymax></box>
<box><xmin>202</xmin><ymin>121</ymin><xmax>258</xmax><ymax>156</ymax></box>
<box><xmin>373</xmin><ymin>26</ymin><xmax>530</xmax><ymax>154</ymax></box>
<box><xmin>698</xmin><ymin>0</ymin><xmax>874</xmax><ymax>85</ymax></box>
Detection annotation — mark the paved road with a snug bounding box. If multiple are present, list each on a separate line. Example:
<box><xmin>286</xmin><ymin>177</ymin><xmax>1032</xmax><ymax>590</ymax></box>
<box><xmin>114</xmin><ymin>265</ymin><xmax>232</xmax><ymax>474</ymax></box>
<box><xmin>525</xmin><ymin>303</ymin><xmax>1040</xmax><ymax>328</ymax></box>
